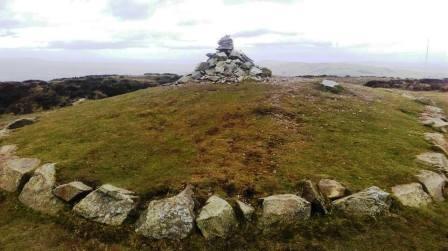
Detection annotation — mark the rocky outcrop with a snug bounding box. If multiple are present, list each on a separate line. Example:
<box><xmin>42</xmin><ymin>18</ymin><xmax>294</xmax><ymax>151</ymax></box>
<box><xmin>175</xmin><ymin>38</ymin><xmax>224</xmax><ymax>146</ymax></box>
<box><xmin>178</xmin><ymin>36</ymin><xmax>271</xmax><ymax>84</ymax></box>
<box><xmin>135</xmin><ymin>185</ymin><xmax>195</xmax><ymax>240</ymax></box>
<box><xmin>18</xmin><ymin>163</ymin><xmax>64</xmax><ymax>215</ymax></box>
<box><xmin>0</xmin><ymin>157</ymin><xmax>41</xmax><ymax>192</ymax></box>
<box><xmin>415</xmin><ymin>170</ymin><xmax>446</xmax><ymax>202</ymax></box>
<box><xmin>416</xmin><ymin>152</ymin><xmax>448</xmax><ymax>172</ymax></box>
<box><xmin>424</xmin><ymin>133</ymin><xmax>448</xmax><ymax>156</ymax></box>
<box><xmin>318</xmin><ymin>179</ymin><xmax>346</xmax><ymax>199</ymax></box>
<box><xmin>365</xmin><ymin>79</ymin><xmax>448</xmax><ymax>92</ymax></box>
<box><xmin>5</xmin><ymin>117</ymin><xmax>36</xmax><ymax>130</ymax></box>
<box><xmin>53</xmin><ymin>181</ymin><xmax>93</xmax><ymax>202</ymax></box>
<box><xmin>420</xmin><ymin>106</ymin><xmax>448</xmax><ymax>133</ymax></box>
<box><xmin>196</xmin><ymin>195</ymin><xmax>238</xmax><ymax>239</ymax></box>
<box><xmin>236</xmin><ymin>200</ymin><xmax>255</xmax><ymax>221</ymax></box>
<box><xmin>332</xmin><ymin>186</ymin><xmax>391</xmax><ymax>216</ymax></box>
<box><xmin>73</xmin><ymin>184</ymin><xmax>138</xmax><ymax>226</ymax></box>
<box><xmin>391</xmin><ymin>183</ymin><xmax>432</xmax><ymax>208</ymax></box>
<box><xmin>258</xmin><ymin>194</ymin><xmax>311</xmax><ymax>231</ymax></box>
<box><xmin>297</xmin><ymin>179</ymin><xmax>328</xmax><ymax>214</ymax></box>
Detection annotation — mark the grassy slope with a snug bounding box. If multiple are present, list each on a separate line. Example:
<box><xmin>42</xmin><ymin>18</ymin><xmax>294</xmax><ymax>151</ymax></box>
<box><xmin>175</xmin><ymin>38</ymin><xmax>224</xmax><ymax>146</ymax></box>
<box><xmin>1</xmin><ymin>81</ymin><xmax>448</xmax><ymax>250</ymax></box>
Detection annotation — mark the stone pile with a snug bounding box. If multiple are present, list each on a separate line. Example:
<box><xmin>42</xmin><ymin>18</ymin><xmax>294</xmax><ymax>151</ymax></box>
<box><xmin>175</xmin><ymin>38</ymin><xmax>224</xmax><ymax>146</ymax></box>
<box><xmin>178</xmin><ymin>35</ymin><xmax>272</xmax><ymax>84</ymax></box>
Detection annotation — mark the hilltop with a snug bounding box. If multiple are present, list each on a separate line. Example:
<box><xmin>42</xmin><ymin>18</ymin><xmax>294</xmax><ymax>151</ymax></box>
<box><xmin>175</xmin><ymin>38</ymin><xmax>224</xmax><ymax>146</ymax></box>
<box><xmin>1</xmin><ymin>77</ymin><xmax>448</xmax><ymax>250</ymax></box>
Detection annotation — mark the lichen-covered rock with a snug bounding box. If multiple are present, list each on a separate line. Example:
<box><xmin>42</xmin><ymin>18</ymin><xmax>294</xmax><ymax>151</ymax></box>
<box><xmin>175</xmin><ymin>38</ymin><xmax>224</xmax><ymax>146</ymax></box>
<box><xmin>196</xmin><ymin>195</ymin><xmax>238</xmax><ymax>239</ymax></box>
<box><xmin>73</xmin><ymin>184</ymin><xmax>138</xmax><ymax>226</ymax></box>
<box><xmin>416</xmin><ymin>152</ymin><xmax>448</xmax><ymax>171</ymax></box>
<box><xmin>297</xmin><ymin>179</ymin><xmax>328</xmax><ymax>214</ymax></box>
<box><xmin>0</xmin><ymin>157</ymin><xmax>41</xmax><ymax>192</ymax></box>
<box><xmin>318</xmin><ymin>179</ymin><xmax>346</xmax><ymax>199</ymax></box>
<box><xmin>53</xmin><ymin>181</ymin><xmax>93</xmax><ymax>202</ymax></box>
<box><xmin>0</xmin><ymin>145</ymin><xmax>17</xmax><ymax>156</ymax></box>
<box><xmin>258</xmin><ymin>194</ymin><xmax>311</xmax><ymax>231</ymax></box>
<box><xmin>391</xmin><ymin>183</ymin><xmax>432</xmax><ymax>208</ymax></box>
<box><xmin>5</xmin><ymin>117</ymin><xmax>36</xmax><ymax>130</ymax></box>
<box><xmin>415</xmin><ymin>170</ymin><xmax>446</xmax><ymax>202</ymax></box>
<box><xmin>424</xmin><ymin>133</ymin><xmax>448</xmax><ymax>156</ymax></box>
<box><xmin>135</xmin><ymin>185</ymin><xmax>195</xmax><ymax>240</ymax></box>
<box><xmin>236</xmin><ymin>200</ymin><xmax>255</xmax><ymax>221</ymax></box>
<box><xmin>19</xmin><ymin>163</ymin><xmax>64</xmax><ymax>215</ymax></box>
<box><xmin>332</xmin><ymin>186</ymin><xmax>391</xmax><ymax>216</ymax></box>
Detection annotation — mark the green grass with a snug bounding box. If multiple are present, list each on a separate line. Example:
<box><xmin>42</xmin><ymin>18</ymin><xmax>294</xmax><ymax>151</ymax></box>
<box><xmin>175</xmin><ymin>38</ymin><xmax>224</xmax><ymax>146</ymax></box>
<box><xmin>1</xmin><ymin>81</ymin><xmax>448</xmax><ymax>250</ymax></box>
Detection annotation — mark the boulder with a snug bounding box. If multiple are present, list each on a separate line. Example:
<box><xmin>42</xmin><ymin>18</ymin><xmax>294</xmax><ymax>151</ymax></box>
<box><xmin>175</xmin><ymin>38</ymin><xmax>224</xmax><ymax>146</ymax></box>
<box><xmin>5</xmin><ymin>117</ymin><xmax>36</xmax><ymax>130</ymax></box>
<box><xmin>191</xmin><ymin>71</ymin><xmax>202</xmax><ymax>80</ymax></box>
<box><xmin>321</xmin><ymin>80</ymin><xmax>343</xmax><ymax>93</ymax></box>
<box><xmin>332</xmin><ymin>186</ymin><xmax>391</xmax><ymax>216</ymax></box>
<box><xmin>391</xmin><ymin>183</ymin><xmax>432</xmax><ymax>208</ymax></box>
<box><xmin>249</xmin><ymin>66</ymin><xmax>263</xmax><ymax>76</ymax></box>
<box><xmin>416</xmin><ymin>152</ymin><xmax>448</xmax><ymax>171</ymax></box>
<box><xmin>420</xmin><ymin>106</ymin><xmax>448</xmax><ymax>132</ymax></box>
<box><xmin>297</xmin><ymin>179</ymin><xmax>328</xmax><ymax>214</ymax></box>
<box><xmin>0</xmin><ymin>145</ymin><xmax>17</xmax><ymax>156</ymax></box>
<box><xmin>73</xmin><ymin>184</ymin><xmax>138</xmax><ymax>226</ymax></box>
<box><xmin>19</xmin><ymin>163</ymin><xmax>64</xmax><ymax>215</ymax></box>
<box><xmin>424</xmin><ymin>133</ymin><xmax>448</xmax><ymax>156</ymax></box>
<box><xmin>318</xmin><ymin>179</ymin><xmax>346</xmax><ymax>199</ymax></box>
<box><xmin>53</xmin><ymin>181</ymin><xmax>93</xmax><ymax>202</ymax></box>
<box><xmin>236</xmin><ymin>200</ymin><xmax>255</xmax><ymax>221</ymax></box>
<box><xmin>195</xmin><ymin>62</ymin><xmax>209</xmax><ymax>72</ymax></box>
<box><xmin>196</xmin><ymin>195</ymin><xmax>238</xmax><ymax>239</ymax></box>
<box><xmin>216</xmin><ymin>52</ymin><xmax>228</xmax><ymax>61</ymax></box>
<box><xmin>258</xmin><ymin>194</ymin><xmax>311</xmax><ymax>231</ymax></box>
<box><xmin>135</xmin><ymin>185</ymin><xmax>195</xmax><ymax>240</ymax></box>
<box><xmin>177</xmin><ymin>75</ymin><xmax>192</xmax><ymax>84</ymax></box>
<box><xmin>415</xmin><ymin>170</ymin><xmax>446</xmax><ymax>202</ymax></box>
<box><xmin>0</xmin><ymin>157</ymin><xmax>41</xmax><ymax>192</ymax></box>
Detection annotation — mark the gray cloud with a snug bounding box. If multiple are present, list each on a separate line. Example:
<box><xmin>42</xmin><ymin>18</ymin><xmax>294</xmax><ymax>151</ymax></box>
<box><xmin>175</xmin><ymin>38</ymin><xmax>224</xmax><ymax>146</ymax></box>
<box><xmin>233</xmin><ymin>29</ymin><xmax>298</xmax><ymax>38</ymax></box>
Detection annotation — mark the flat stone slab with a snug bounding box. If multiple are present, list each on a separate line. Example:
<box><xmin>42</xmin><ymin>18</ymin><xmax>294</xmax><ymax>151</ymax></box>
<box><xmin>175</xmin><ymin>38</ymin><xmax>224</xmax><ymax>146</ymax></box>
<box><xmin>0</xmin><ymin>145</ymin><xmax>17</xmax><ymax>156</ymax></box>
<box><xmin>0</xmin><ymin>157</ymin><xmax>41</xmax><ymax>192</ymax></box>
<box><xmin>416</xmin><ymin>152</ymin><xmax>448</xmax><ymax>171</ymax></box>
<box><xmin>196</xmin><ymin>195</ymin><xmax>238</xmax><ymax>239</ymax></box>
<box><xmin>258</xmin><ymin>194</ymin><xmax>311</xmax><ymax>231</ymax></box>
<box><xmin>53</xmin><ymin>181</ymin><xmax>93</xmax><ymax>202</ymax></box>
<box><xmin>415</xmin><ymin>170</ymin><xmax>446</xmax><ymax>202</ymax></box>
<box><xmin>391</xmin><ymin>183</ymin><xmax>432</xmax><ymax>208</ymax></box>
<box><xmin>424</xmin><ymin>133</ymin><xmax>448</xmax><ymax>156</ymax></box>
<box><xmin>5</xmin><ymin>117</ymin><xmax>36</xmax><ymax>130</ymax></box>
<box><xmin>420</xmin><ymin>106</ymin><xmax>448</xmax><ymax>132</ymax></box>
<box><xmin>73</xmin><ymin>184</ymin><xmax>138</xmax><ymax>226</ymax></box>
<box><xmin>135</xmin><ymin>185</ymin><xmax>195</xmax><ymax>240</ymax></box>
<box><xmin>19</xmin><ymin>163</ymin><xmax>64</xmax><ymax>215</ymax></box>
<box><xmin>332</xmin><ymin>186</ymin><xmax>391</xmax><ymax>216</ymax></box>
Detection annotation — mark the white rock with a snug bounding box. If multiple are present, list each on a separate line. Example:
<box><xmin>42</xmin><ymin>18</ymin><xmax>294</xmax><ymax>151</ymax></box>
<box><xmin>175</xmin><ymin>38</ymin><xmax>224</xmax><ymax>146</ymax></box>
<box><xmin>424</xmin><ymin>133</ymin><xmax>448</xmax><ymax>156</ymax></box>
<box><xmin>318</xmin><ymin>179</ymin><xmax>346</xmax><ymax>199</ymax></box>
<box><xmin>391</xmin><ymin>183</ymin><xmax>432</xmax><ymax>208</ymax></box>
<box><xmin>332</xmin><ymin>186</ymin><xmax>391</xmax><ymax>216</ymax></box>
<box><xmin>236</xmin><ymin>200</ymin><xmax>255</xmax><ymax>221</ymax></box>
<box><xmin>415</xmin><ymin>170</ymin><xmax>446</xmax><ymax>202</ymax></box>
<box><xmin>416</xmin><ymin>152</ymin><xmax>448</xmax><ymax>171</ymax></box>
<box><xmin>196</xmin><ymin>195</ymin><xmax>238</xmax><ymax>239</ymax></box>
<box><xmin>0</xmin><ymin>157</ymin><xmax>41</xmax><ymax>192</ymax></box>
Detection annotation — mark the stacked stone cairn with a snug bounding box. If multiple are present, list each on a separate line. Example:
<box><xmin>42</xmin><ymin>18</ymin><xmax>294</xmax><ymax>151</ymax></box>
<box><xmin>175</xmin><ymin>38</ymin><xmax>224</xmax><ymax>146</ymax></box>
<box><xmin>177</xmin><ymin>35</ymin><xmax>272</xmax><ymax>84</ymax></box>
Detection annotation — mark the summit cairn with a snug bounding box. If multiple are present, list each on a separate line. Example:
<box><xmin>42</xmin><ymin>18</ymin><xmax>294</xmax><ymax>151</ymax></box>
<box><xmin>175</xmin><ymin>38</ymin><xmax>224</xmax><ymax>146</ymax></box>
<box><xmin>177</xmin><ymin>35</ymin><xmax>272</xmax><ymax>84</ymax></box>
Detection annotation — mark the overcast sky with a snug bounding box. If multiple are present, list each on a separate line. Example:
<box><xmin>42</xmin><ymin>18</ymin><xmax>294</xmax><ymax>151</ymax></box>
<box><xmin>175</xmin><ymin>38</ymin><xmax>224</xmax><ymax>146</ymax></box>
<box><xmin>0</xmin><ymin>0</ymin><xmax>447</xmax><ymax>80</ymax></box>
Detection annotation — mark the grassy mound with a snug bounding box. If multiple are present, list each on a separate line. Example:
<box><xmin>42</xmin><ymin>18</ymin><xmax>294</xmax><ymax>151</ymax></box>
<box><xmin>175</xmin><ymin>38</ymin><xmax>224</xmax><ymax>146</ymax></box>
<box><xmin>2</xmin><ymin>80</ymin><xmax>448</xmax><ymax>250</ymax></box>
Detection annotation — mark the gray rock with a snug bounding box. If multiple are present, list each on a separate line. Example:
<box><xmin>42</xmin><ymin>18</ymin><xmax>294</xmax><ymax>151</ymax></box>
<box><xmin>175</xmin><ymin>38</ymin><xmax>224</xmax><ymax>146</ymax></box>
<box><xmin>424</xmin><ymin>133</ymin><xmax>448</xmax><ymax>156</ymax></box>
<box><xmin>191</xmin><ymin>71</ymin><xmax>202</xmax><ymax>80</ymax></box>
<box><xmin>216</xmin><ymin>35</ymin><xmax>234</xmax><ymax>52</ymax></box>
<box><xmin>177</xmin><ymin>75</ymin><xmax>192</xmax><ymax>84</ymax></box>
<box><xmin>321</xmin><ymin>80</ymin><xmax>343</xmax><ymax>93</ymax></box>
<box><xmin>73</xmin><ymin>184</ymin><xmax>138</xmax><ymax>226</ymax></box>
<box><xmin>0</xmin><ymin>145</ymin><xmax>17</xmax><ymax>156</ymax></box>
<box><xmin>332</xmin><ymin>186</ymin><xmax>391</xmax><ymax>216</ymax></box>
<box><xmin>415</xmin><ymin>170</ymin><xmax>446</xmax><ymax>202</ymax></box>
<box><xmin>195</xmin><ymin>62</ymin><xmax>209</xmax><ymax>72</ymax></box>
<box><xmin>196</xmin><ymin>195</ymin><xmax>238</xmax><ymax>239</ymax></box>
<box><xmin>53</xmin><ymin>181</ymin><xmax>93</xmax><ymax>202</ymax></box>
<box><xmin>5</xmin><ymin>117</ymin><xmax>36</xmax><ymax>130</ymax></box>
<box><xmin>207</xmin><ymin>57</ymin><xmax>218</xmax><ymax>67</ymax></box>
<box><xmin>249</xmin><ymin>66</ymin><xmax>263</xmax><ymax>76</ymax></box>
<box><xmin>241</xmin><ymin>61</ymin><xmax>254</xmax><ymax>70</ymax></box>
<box><xmin>258</xmin><ymin>194</ymin><xmax>311</xmax><ymax>231</ymax></box>
<box><xmin>297</xmin><ymin>180</ymin><xmax>328</xmax><ymax>214</ymax></box>
<box><xmin>416</xmin><ymin>152</ymin><xmax>448</xmax><ymax>171</ymax></box>
<box><xmin>420</xmin><ymin>106</ymin><xmax>448</xmax><ymax>132</ymax></box>
<box><xmin>0</xmin><ymin>157</ymin><xmax>41</xmax><ymax>192</ymax></box>
<box><xmin>236</xmin><ymin>200</ymin><xmax>255</xmax><ymax>221</ymax></box>
<box><xmin>216</xmin><ymin>52</ymin><xmax>228</xmax><ymax>61</ymax></box>
<box><xmin>19</xmin><ymin>163</ymin><xmax>64</xmax><ymax>215</ymax></box>
<box><xmin>215</xmin><ymin>61</ymin><xmax>226</xmax><ymax>74</ymax></box>
<box><xmin>318</xmin><ymin>179</ymin><xmax>346</xmax><ymax>199</ymax></box>
<box><xmin>391</xmin><ymin>183</ymin><xmax>432</xmax><ymax>208</ymax></box>
<box><xmin>135</xmin><ymin>185</ymin><xmax>195</xmax><ymax>240</ymax></box>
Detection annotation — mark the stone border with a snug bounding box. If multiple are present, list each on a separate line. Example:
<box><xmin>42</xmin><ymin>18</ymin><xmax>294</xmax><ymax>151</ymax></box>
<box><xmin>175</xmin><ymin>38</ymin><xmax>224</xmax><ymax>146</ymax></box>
<box><xmin>0</xmin><ymin>96</ymin><xmax>447</xmax><ymax>240</ymax></box>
